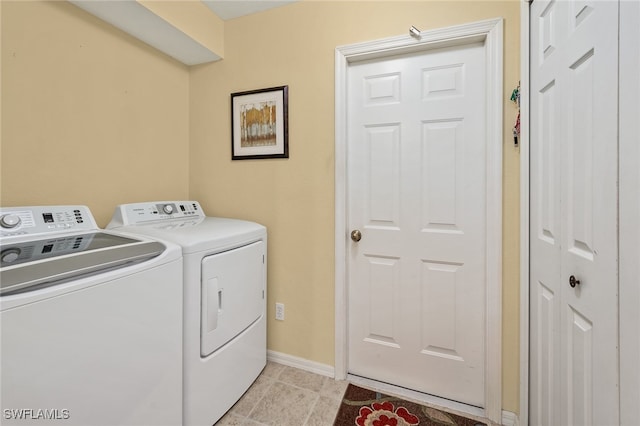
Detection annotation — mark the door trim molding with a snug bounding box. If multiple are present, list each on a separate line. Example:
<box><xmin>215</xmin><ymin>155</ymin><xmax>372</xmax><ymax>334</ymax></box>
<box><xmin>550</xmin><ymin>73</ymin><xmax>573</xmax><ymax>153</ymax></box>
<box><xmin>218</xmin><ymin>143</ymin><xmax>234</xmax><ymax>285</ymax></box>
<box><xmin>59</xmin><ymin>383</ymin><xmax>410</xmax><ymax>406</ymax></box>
<box><xmin>520</xmin><ymin>2</ymin><xmax>531</xmax><ymax>425</ymax></box>
<box><xmin>334</xmin><ymin>17</ymin><xmax>504</xmax><ymax>423</ymax></box>
<box><xmin>618</xmin><ymin>1</ymin><xmax>639</xmax><ymax>423</ymax></box>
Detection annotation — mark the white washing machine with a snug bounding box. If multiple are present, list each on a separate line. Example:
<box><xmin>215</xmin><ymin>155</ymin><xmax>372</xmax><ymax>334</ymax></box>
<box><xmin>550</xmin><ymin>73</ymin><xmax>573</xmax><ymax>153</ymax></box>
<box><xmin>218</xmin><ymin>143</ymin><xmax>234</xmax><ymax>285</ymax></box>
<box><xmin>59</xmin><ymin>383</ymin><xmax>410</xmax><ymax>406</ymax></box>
<box><xmin>0</xmin><ymin>205</ymin><xmax>183</xmax><ymax>426</ymax></box>
<box><xmin>107</xmin><ymin>201</ymin><xmax>267</xmax><ymax>426</ymax></box>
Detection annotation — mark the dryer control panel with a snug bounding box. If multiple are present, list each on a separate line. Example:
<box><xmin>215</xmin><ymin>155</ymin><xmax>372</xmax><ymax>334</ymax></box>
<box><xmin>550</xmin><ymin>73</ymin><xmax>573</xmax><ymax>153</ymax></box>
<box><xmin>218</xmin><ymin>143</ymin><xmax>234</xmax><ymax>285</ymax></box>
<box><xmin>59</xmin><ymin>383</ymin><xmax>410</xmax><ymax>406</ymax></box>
<box><xmin>108</xmin><ymin>201</ymin><xmax>206</xmax><ymax>227</ymax></box>
<box><xmin>0</xmin><ymin>206</ymin><xmax>98</xmax><ymax>239</ymax></box>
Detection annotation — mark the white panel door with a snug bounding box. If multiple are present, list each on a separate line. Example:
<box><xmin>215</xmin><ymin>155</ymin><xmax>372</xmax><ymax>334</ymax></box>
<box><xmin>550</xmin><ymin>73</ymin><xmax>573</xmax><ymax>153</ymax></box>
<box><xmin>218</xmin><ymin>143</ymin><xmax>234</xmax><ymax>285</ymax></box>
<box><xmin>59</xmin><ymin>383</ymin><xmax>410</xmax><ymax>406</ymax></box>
<box><xmin>529</xmin><ymin>1</ymin><xmax>619</xmax><ymax>425</ymax></box>
<box><xmin>347</xmin><ymin>42</ymin><xmax>487</xmax><ymax>407</ymax></box>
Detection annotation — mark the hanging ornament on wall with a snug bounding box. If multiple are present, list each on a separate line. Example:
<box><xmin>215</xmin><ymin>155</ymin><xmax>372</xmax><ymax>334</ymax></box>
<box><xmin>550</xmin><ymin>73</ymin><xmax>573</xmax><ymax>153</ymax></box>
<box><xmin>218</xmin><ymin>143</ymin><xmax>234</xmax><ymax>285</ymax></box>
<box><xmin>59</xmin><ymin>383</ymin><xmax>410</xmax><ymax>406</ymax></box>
<box><xmin>510</xmin><ymin>82</ymin><xmax>521</xmax><ymax>146</ymax></box>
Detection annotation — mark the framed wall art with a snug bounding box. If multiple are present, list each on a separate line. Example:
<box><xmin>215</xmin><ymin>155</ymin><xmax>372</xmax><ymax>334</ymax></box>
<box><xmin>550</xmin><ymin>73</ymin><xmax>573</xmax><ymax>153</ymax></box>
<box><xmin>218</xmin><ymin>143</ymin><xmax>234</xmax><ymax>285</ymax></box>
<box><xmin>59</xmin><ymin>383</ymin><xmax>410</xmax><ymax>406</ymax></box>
<box><xmin>231</xmin><ymin>85</ymin><xmax>289</xmax><ymax>160</ymax></box>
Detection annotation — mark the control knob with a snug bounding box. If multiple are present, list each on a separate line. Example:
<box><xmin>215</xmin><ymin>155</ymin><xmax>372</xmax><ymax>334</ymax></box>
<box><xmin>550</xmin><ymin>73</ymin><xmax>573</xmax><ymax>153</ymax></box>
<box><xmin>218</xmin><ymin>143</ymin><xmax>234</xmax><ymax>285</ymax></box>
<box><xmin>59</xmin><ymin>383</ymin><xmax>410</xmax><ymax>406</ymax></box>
<box><xmin>162</xmin><ymin>204</ymin><xmax>175</xmax><ymax>215</ymax></box>
<box><xmin>1</xmin><ymin>248</ymin><xmax>21</xmax><ymax>263</ymax></box>
<box><xmin>0</xmin><ymin>214</ymin><xmax>21</xmax><ymax>229</ymax></box>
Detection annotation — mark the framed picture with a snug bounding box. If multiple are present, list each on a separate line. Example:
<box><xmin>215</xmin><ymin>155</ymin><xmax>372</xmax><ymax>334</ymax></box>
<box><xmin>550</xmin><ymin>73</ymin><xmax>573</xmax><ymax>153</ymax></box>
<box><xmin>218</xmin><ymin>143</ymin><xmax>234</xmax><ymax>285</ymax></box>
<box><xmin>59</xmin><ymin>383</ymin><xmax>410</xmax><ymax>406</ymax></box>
<box><xmin>231</xmin><ymin>85</ymin><xmax>289</xmax><ymax>160</ymax></box>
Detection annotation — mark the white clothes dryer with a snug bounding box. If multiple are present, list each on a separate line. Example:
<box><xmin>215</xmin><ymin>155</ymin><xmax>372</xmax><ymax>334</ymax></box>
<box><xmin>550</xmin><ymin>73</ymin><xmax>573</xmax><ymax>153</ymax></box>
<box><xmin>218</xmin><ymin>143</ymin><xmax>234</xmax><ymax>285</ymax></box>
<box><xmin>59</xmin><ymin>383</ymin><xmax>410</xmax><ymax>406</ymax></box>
<box><xmin>107</xmin><ymin>201</ymin><xmax>267</xmax><ymax>426</ymax></box>
<box><xmin>0</xmin><ymin>205</ymin><xmax>182</xmax><ymax>426</ymax></box>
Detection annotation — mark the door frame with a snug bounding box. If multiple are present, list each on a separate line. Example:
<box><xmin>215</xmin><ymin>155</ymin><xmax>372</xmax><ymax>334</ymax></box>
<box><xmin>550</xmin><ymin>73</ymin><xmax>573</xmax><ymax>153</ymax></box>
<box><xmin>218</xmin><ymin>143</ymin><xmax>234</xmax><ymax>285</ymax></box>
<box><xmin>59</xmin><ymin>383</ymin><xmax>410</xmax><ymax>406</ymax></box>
<box><xmin>519</xmin><ymin>2</ymin><xmax>530</xmax><ymax>425</ymax></box>
<box><xmin>619</xmin><ymin>2</ymin><xmax>640</xmax><ymax>423</ymax></box>
<box><xmin>334</xmin><ymin>18</ymin><xmax>504</xmax><ymax>424</ymax></box>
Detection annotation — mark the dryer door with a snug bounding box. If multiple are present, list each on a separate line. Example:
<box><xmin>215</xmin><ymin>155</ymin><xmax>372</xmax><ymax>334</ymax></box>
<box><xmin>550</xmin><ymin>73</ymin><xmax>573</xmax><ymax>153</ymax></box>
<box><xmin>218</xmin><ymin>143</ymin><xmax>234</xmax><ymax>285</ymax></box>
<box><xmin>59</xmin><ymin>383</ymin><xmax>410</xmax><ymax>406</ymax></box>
<box><xmin>200</xmin><ymin>241</ymin><xmax>265</xmax><ymax>356</ymax></box>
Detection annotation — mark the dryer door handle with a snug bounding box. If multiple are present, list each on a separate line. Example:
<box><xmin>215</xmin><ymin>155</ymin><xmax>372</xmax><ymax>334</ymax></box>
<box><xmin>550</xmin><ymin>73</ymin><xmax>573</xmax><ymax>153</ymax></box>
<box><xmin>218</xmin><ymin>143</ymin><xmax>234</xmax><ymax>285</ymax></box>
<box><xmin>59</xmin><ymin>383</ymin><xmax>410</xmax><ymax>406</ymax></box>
<box><xmin>202</xmin><ymin>277</ymin><xmax>220</xmax><ymax>334</ymax></box>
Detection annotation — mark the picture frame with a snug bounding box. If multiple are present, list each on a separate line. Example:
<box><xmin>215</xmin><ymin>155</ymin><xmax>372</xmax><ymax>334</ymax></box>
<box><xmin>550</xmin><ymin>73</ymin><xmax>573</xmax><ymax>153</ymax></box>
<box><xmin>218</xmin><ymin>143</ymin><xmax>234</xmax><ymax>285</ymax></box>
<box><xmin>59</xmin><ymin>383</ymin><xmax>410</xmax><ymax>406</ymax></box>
<box><xmin>231</xmin><ymin>85</ymin><xmax>289</xmax><ymax>160</ymax></box>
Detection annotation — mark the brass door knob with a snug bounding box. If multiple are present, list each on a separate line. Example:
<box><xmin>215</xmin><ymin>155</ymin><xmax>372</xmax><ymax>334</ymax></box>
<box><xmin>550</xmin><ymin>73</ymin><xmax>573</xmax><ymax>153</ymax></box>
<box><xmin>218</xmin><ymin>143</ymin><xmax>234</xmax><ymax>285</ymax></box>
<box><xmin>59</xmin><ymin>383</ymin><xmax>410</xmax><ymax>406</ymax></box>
<box><xmin>350</xmin><ymin>229</ymin><xmax>362</xmax><ymax>242</ymax></box>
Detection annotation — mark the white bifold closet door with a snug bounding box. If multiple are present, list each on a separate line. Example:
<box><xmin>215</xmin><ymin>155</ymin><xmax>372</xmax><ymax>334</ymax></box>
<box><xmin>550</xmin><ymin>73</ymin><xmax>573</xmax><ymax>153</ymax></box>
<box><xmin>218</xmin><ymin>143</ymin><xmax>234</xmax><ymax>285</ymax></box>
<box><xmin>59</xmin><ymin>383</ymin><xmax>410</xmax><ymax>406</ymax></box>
<box><xmin>529</xmin><ymin>1</ymin><xmax>619</xmax><ymax>425</ymax></box>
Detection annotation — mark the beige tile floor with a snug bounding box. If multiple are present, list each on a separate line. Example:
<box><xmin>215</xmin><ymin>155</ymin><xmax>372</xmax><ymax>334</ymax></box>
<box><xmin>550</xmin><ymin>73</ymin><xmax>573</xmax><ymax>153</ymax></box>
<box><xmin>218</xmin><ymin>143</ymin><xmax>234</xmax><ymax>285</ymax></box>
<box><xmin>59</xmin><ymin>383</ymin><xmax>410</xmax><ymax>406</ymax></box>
<box><xmin>216</xmin><ymin>362</ymin><xmax>349</xmax><ymax>426</ymax></box>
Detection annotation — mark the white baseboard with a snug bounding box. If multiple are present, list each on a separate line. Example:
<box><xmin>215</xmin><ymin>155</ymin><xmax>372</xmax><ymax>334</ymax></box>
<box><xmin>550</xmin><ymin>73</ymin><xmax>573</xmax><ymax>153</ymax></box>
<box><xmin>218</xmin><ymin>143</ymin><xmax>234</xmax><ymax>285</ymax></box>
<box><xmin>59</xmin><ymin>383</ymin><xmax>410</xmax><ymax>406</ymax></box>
<box><xmin>267</xmin><ymin>350</ymin><xmax>335</xmax><ymax>378</ymax></box>
<box><xmin>502</xmin><ymin>410</ymin><xmax>519</xmax><ymax>426</ymax></box>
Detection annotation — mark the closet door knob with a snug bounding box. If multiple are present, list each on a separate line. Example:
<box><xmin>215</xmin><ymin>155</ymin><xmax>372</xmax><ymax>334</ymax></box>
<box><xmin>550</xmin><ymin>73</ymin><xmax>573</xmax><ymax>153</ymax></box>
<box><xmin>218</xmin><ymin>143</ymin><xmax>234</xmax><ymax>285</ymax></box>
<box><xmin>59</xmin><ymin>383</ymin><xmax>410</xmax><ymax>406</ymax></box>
<box><xmin>569</xmin><ymin>275</ymin><xmax>581</xmax><ymax>288</ymax></box>
<box><xmin>350</xmin><ymin>229</ymin><xmax>362</xmax><ymax>242</ymax></box>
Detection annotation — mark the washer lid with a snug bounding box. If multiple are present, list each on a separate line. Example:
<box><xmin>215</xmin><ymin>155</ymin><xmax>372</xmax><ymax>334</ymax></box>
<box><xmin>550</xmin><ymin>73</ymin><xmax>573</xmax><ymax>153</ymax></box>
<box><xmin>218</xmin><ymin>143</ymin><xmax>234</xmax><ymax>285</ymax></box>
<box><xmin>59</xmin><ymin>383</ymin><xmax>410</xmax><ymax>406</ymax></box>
<box><xmin>0</xmin><ymin>232</ymin><xmax>165</xmax><ymax>295</ymax></box>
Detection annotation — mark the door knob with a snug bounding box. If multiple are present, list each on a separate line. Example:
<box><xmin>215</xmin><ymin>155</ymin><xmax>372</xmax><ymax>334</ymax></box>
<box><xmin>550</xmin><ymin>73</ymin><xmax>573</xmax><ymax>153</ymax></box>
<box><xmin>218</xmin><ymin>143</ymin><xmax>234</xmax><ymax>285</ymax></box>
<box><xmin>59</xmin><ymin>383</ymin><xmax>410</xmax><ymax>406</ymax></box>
<box><xmin>350</xmin><ymin>229</ymin><xmax>362</xmax><ymax>242</ymax></box>
<box><xmin>569</xmin><ymin>275</ymin><xmax>581</xmax><ymax>288</ymax></box>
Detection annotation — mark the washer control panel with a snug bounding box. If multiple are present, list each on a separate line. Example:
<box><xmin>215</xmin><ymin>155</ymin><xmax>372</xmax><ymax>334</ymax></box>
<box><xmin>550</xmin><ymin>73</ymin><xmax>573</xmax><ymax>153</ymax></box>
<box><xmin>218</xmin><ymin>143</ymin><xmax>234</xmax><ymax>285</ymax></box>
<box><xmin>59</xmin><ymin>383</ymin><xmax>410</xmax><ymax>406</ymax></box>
<box><xmin>0</xmin><ymin>206</ymin><xmax>98</xmax><ymax>238</ymax></box>
<box><xmin>108</xmin><ymin>201</ymin><xmax>206</xmax><ymax>227</ymax></box>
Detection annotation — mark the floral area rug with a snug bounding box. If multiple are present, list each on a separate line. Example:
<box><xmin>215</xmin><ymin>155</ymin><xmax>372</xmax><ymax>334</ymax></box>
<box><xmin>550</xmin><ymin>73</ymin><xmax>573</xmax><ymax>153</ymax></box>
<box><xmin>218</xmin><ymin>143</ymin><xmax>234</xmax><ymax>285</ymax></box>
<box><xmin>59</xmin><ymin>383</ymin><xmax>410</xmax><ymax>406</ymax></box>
<box><xmin>333</xmin><ymin>384</ymin><xmax>487</xmax><ymax>426</ymax></box>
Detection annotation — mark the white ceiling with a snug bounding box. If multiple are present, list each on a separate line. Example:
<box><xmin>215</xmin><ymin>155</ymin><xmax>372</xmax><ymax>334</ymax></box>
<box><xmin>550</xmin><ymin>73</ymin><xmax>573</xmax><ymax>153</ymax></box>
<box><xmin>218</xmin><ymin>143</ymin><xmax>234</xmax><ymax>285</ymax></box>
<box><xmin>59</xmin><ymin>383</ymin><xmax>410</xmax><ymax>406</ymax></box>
<box><xmin>202</xmin><ymin>0</ymin><xmax>298</xmax><ymax>21</ymax></box>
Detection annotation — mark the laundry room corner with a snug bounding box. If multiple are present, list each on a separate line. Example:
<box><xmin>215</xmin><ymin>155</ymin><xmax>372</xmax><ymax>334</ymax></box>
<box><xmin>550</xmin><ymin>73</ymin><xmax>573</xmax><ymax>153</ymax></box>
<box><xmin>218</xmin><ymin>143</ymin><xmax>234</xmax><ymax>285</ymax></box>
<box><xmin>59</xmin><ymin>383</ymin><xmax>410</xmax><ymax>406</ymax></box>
<box><xmin>2</xmin><ymin>0</ymin><xmax>523</xmax><ymax>420</ymax></box>
<box><xmin>189</xmin><ymin>0</ymin><xmax>521</xmax><ymax>417</ymax></box>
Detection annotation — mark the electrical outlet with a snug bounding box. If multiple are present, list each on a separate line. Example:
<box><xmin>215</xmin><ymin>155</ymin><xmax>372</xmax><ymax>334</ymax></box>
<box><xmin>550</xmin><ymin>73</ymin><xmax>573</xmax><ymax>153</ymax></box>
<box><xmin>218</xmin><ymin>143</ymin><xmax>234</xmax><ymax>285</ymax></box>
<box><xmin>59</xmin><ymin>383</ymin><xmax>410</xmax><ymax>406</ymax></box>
<box><xmin>275</xmin><ymin>302</ymin><xmax>285</xmax><ymax>321</ymax></box>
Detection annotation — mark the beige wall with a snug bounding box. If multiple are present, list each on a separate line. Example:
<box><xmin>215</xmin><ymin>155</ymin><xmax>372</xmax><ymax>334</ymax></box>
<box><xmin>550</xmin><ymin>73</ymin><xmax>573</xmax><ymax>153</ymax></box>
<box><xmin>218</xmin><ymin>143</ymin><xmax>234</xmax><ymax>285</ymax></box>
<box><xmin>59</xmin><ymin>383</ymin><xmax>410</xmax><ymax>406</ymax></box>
<box><xmin>190</xmin><ymin>0</ymin><xmax>521</xmax><ymax>413</ymax></box>
<box><xmin>0</xmin><ymin>1</ymin><xmax>190</xmax><ymax>226</ymax></box>
<box><xmin>1</xmin><ymin>0</ymin><xmax>521</xmax><ymax>414</ymax></box>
